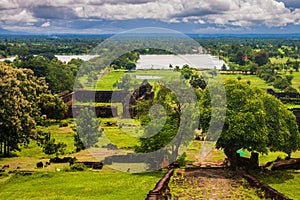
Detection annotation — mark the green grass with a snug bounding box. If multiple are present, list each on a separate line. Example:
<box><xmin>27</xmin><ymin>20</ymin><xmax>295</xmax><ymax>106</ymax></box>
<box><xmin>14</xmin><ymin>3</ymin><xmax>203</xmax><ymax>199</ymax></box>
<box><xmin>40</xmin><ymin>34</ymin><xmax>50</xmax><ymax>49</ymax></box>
<box><xmin>252</xmin><ymin>170</ymin><xmax>300</xmax><ymax>200</ymax></box>
<box><xmin>285</xmin><ymin>104</ymin><xmax>300</xmax><ymax>109</ymax></box>
<box><xmin>0</xmin><ymin>170</ymin><xmax>163</xmax><ymax>200</ymax></box>
<box><xmin>270</xmin><ymin>57</ymin><xmax>300</xmax><ymax>64</ymax></box>
<box><xmin>96</xmin><ymin>71</ymin><xmax>125</xmax><ymax>90</ymax></box>
<box><xmin>118</xmin><ymin>70</ymin><xmax>182</xmax><ymax>90</ymax></box>
<box><xmin>291</xmin><ymin>71</ymin><xmax>300</xmax><ymax>92</ymax></box>
<box><xmin>103</xmin><ymin>127</ymin><xmax>140</xmax><ymax>149</ymax></box>
<box><xmin>221</xmin><ymin>74</ymin><xmax>272</xmax><ymax>90</ymax></box>
<box><xmin>36</xmin><ymin>119</ymin><xmax>76</xmax><ymax>155</ymax></box>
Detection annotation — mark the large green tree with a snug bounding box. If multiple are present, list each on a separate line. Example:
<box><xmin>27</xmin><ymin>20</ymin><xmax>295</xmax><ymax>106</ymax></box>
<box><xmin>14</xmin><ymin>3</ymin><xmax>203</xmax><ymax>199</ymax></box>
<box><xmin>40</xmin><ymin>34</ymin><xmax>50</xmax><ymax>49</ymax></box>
<box><xmin>38</xmin><ymin>94</ymin><xmax>67</xmax><ymax>120</ymax></box>
<box><xmin>0</xmin><ymin>64</ymin><xmax>48</xmax><ymax>156</ymax></box>
<box><xmin>74</xmin><ymin>108</ymin><xmax>102</xmax><ymax>151</ymax></box>
<box><xmin>200</xmin><ymin>80</ymin><xmax>300</xmax><ymax>167</ymax></box>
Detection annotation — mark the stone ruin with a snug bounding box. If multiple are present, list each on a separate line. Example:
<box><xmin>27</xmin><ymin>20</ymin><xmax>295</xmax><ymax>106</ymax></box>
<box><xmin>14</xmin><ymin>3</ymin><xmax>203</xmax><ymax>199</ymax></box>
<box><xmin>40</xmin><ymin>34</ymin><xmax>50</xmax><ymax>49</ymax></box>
<box><xmin>122</xmin><ymin>80</ymin><xmax>154</xmax><ymax>118</ymax></box>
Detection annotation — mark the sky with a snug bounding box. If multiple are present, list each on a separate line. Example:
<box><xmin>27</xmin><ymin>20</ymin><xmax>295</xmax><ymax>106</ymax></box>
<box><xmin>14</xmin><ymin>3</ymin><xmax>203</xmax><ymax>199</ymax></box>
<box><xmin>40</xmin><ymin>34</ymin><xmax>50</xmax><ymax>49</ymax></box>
<box><xmin>0</xmin><ymin>0</ymin><xmax>300</xmax><ymax>34</ymax></box>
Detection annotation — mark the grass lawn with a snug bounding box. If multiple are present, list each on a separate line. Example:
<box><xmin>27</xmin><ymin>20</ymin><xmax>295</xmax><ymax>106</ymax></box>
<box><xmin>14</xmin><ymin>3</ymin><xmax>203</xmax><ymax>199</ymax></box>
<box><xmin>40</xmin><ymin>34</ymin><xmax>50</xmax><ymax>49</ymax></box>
<box><xmin>270</xmin><ymin>57</ymin><xmax>300</xmax><ymax>64</ymax></box>
<box><xmin>0</xmin><ymin>170</ymin><xmax>163</xmax><ymax>200</ymax></box>
<box><xmin>252</xmin><ymin>170</ymin><xmax>300</xmax><ymax>200</ymax></box>
<box><xmin>221</xmin><ymin>74</ymin><xmax>273</xmax><ymax>90</ymax></box>
<box><xmin>118</xmin><ymin>69</ymin><xmax>182</xmax><ymax>90</ymax></box>
<box><xmin>96</xmin><ymin>71</ymin><xmax>125</xmax><ymax>90</ymax></box>
<box><xmin>291</xmin><ymin>71</ymin><xmax>300</xmax><ymax>92</ymax></box>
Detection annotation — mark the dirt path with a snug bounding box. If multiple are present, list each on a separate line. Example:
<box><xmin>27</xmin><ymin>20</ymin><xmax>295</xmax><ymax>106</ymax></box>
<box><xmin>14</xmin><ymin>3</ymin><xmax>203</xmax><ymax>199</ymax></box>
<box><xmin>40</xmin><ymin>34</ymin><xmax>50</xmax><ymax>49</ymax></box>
<box><xmin>169</xmin><ymin>168</ymin><xmax>262</xmax><ymax>200</ymax></box>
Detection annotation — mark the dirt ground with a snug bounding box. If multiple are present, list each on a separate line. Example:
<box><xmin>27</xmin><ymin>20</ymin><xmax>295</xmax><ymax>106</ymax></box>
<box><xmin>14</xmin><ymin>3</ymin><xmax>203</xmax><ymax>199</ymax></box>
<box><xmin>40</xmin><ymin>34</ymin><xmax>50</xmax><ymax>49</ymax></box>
<box><xmin>169</xmin><ymin>168</ymin><xmax>263</xmax><ymax>200</ymax></box>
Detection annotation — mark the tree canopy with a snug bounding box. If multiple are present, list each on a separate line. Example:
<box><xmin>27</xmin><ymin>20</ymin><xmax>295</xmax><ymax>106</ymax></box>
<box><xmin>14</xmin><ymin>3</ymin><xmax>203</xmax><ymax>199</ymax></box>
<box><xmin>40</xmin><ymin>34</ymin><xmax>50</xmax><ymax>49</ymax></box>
<box><xmin>0</xmin><ymin>64</ymin><xmax>48</xmax><ymax>156</ymax></box>
<box><xmin>74</xmin><ymin>108</ymin><xmax>102</xmax><ymax>151</ymax></box>
<box><xmin>200</xmin><ymin>80</ymin><xmax>300</xmax><ymax>167</ymax></box>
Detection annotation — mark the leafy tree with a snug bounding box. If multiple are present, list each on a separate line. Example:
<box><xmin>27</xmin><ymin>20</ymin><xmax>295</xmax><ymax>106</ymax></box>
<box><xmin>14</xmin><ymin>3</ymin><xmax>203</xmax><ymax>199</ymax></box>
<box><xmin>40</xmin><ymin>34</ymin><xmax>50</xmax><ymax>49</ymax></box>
<box><xmin>114</xmin><ymin>74</ymin><xmax>138</xmax><ymax>91</ymax></box>
<box><xmin>37</xmin><ymin>131</ymin><xmax>66</xmax><ymax>156</ymax></box>
<box><xmin>200</xmin><ymin>80</ymin><xmax>300</xmax><ymax>167</ymax></box>
<box><xmin>135</xmin><ymin>85</ymin><xmax>180</xmax><ymax>154</ymax></box>
<box><xmin>46</xmin><ymin>62</ymin><xmax>75</xmax><ymax>93</ymax></box>
<box><xmin>221</xmin><ymin>64</ymin><xmax>227</xmax><ymax>71</ymax></box>
<box><xmin>189</xmin><ymin>73</ymin><xmax>206</xmax><ymax>89</ymax></box>
<box><xmin>38</xmin><ymin>94</ymin><xmax>67</xmax><ymax>120</ymax></box>
<box><xmin>293</xmin><ymin>61</ymin><xmax>299</xmax><ymax>72</ymax></box>
<box><xmin>0</xmin><ymin>64</ymin><xmax>48</xmax><ymax>156</ymax></box>
<box><xmin>74</xmin><ymin>108</ymin><xmax>102</xmax><ymax>151</ymax></box>
<box><xmin>254</xmin><ymin>51</ymin><xmax>269</xmax><ymax>66</ymax></box>
<box><xmin>234</xmin><ymin>51</ymin><xmax>246</xmax><ymax>66</ymax></box>
<box><xmin>135</xmin><ymin>82</ymin><xmax>198</xmax><ymax>160</ymax></box>
<box><xmin>273</xmin><ymin>77</ymin><xmax>290</xmax><ymax>90</ymax></box>
<box><xmin>125</xmin><ymin>62</ymin><xmax>136</xmax><ymax>70</ymax></box>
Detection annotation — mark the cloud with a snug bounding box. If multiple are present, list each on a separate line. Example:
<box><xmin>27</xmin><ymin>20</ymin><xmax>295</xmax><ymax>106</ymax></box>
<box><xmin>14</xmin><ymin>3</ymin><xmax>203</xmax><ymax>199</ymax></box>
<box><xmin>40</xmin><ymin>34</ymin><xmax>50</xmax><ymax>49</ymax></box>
<box><xmin>0</xmin><ymin>0</ymin><xmax>300</xmax><ymax>33</ymax></box>
<box><xmin>41</xmin><ymin>22</ymin><xmax>50</xmax><ymax>27</ymax></box>
<box><xmin>1</xmin><ymin>9</ymin><xmax>38</xmax><ymax>24</ymax></box>
<box><xmin>31</xmin><ymin>6</ymin><xmax>78</xmax><ymax>19</ymax></box>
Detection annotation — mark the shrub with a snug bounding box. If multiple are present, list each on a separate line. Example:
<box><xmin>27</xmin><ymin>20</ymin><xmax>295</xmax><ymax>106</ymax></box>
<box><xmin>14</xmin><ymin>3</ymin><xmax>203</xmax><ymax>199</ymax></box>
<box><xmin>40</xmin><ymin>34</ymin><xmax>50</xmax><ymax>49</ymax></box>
<box><xmin>177</xmin><ymin>152</ymin><xmax>187</xmax><ymax>167</ymax></box>
<box><xmin>70</xmin><ymin>163</ymin><xmax>86</xmax><ymax>171</ymax></box>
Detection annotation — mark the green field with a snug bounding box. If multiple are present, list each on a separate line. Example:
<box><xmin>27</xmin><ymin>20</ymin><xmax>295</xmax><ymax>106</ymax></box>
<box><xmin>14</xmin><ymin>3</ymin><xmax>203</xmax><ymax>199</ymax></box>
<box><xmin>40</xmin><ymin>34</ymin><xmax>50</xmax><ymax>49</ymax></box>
<box><xmin>252</xmin><ymin>170</ymin><xmax>300</xmax><ymax>200</ymax></box>
<box><xmin>0</xmin><ymin>170</ymin><xmax>163</xmax><ymax>200</ymax></box>
<box><xmin>96</xmin><ymin>71</ymin><xmax>125</xmax><ymax>90</ymax></box>
<box><xmin>114</xmin><ymin>69</ymin><xmax>182</xmax><ymax>90</ymax></box>
<box><xmin>270</xmin><ymin>57</ymin><xmax>300</xmax><ymax>64</ymax></box>
<box><xmin>221</xmin><ymin>74</ymin><xmax>273</xmax><ymax>90</ymax></box>
<box><xmin>291</xmin><ymin>71</ymin><xmax>300</xmax><ymax>92</ymax></box>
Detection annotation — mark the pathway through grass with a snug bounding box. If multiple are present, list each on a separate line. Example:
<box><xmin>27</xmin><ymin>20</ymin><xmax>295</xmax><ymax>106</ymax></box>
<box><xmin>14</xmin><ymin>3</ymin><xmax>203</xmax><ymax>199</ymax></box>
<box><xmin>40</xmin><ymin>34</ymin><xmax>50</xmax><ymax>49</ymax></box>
<box><xmin>170</xmin><ymin>168</ymin><xmax>263</xmax><ymax>200</ymax></box>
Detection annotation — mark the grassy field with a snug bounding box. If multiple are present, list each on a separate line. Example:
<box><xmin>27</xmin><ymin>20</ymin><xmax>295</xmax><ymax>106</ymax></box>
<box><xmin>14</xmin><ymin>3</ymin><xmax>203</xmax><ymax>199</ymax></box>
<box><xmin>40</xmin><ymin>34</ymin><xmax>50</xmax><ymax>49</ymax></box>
<box><xmin>0</xmin><ymin>116</ymin><xmax>162</xmax><ymax>200</ymax></box>
<box><xmin>291</xmin><ymin>71</ymin><xmax>300</xmax><ymax>92</ymax></box>
<box><xmin>0</xmin><ymin>170</ymin><xmax>163</xmax><ymax>200</ymax></box>
<box><xmin>221</xmin><ymin>74</ymin><xmax>273</xmax><ymax>90</ymax></box>
<box><xmin>269</xmin><ymin>57</ymin><xmax>300</xmax><ymax>64</ymax></box>
<box><xmin>252</xmin><ymin>170</ymin><xmax>300</xmax><ymax>200</ymax></box>
<box><xmin>117</xmin><ymin>69</ymin><xmax>182</xmax><ymax>90</ymax></box>
<box><xmin>96</xmin><ymin>71</ymin><xmax>125</xmax><ymax>90</ymax></box>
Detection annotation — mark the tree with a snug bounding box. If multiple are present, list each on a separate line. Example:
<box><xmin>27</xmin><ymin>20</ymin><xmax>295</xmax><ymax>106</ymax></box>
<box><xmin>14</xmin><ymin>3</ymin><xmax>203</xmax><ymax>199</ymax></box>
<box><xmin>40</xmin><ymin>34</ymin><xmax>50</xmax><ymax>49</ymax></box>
<box><xmin>74</xmin><ymin>108</ymin><xmax>102</xmax><ymax>151</ymax></box>
<box><xmin>0</xmin><ymin>64</ymin><xmax>48</xmax><ymax>156</ymax></box>
<box><xmin>189</xmin><ymin>73</ymin><xmax>206</xmax><ymax>89</ymax></box>
<box><xmin>114</xmin><ymin>74</ymin><xmax>134</xmax><ymax>91</ymax></box>
<box><xmin>134</xmin><ymin>81</ymin><xmax>198</xmax><ymax>160</ymax></box>
<box><xmin>273</xmin><ymin>77</ymin><xmax>290</xmax><ymax>90</ymax></box>
<box><xmin>38</xmin><ymin>94</ymin><xmax>67</xmax><ymax>120</ymax></box>
<box><xmin>254</xmin><ymin>52</ymin><xmax>269</xmax><ymax>66</ymax></box>
<box><xmin>134</xmin><ymin>85</ymin><xmax>180</xmax><ymax>155</ymax></box>
<box><xmin>221</xmin><ymin>64</ymin><xmax>227</xmax><ymax>71</ymax></box>
<box><xmin>46</xmin><ymin>62</ymin><xmax>75</xmax><ymax>93</ymax></box>
<box><xmin>37</xmin><ymin>131</ymin><xmax>66</xmax><ymax>156</ymax></box>
<box><xmin>200</xmin><ymin>80</ymin><xmax>300</xmax><ymax>167</ymax></box>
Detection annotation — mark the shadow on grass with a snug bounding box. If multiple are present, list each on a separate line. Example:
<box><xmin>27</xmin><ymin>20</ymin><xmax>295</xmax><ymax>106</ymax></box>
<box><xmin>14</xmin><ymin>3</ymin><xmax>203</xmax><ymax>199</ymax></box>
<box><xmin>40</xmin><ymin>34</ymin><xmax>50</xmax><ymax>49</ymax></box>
<box><xmin>0</xmin><ymin>152</ymin><xmax>19</xmax><ymax>158</ymax></box>
<box><xmin>251</xmin><ymin>170</ymin><xmax>295</xmax><ymax>184</ymax></box>
<box><xmin>131</xmin><ymin>170</ymin><xmax>165</xmax><ymax>179</ymax></box>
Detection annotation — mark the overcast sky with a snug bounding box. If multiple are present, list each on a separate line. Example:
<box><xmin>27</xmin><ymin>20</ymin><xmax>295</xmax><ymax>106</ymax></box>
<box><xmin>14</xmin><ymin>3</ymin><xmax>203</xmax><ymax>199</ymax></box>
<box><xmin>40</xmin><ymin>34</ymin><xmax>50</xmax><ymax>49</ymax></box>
<box><xmin>0</xmin><ymin>0</ymin><xmax>300</xmax><ymax>34</ymax></box>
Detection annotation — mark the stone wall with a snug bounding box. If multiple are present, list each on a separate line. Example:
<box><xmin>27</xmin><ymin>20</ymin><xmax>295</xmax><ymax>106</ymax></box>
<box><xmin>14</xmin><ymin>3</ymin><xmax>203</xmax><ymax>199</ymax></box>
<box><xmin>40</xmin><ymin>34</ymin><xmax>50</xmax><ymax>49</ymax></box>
<box><xmin>243</xmin><ymin>173</ymin><xmax>292</xmax><ymax>200</ymax></box>
<box><xmin>65</xmin><ymin>105</ymin><xmax>118</xmax><ymax>118</ymax></box>
<box><xmin>74</xmin><ymin>90</ymin><xmax>130</xmax><ymax>103</ymax></box>
<box><xmin>146</xmin><ymin>169</ymin><xmax>174</xmax><ymax>200</ymax></box>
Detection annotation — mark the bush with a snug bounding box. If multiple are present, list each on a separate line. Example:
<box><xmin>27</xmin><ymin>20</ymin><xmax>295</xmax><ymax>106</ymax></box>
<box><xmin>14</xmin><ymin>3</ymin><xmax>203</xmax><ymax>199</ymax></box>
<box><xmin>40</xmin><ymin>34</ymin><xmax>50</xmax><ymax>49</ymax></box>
<box><xmin>70</xmin><ymin>163</ymin><xmax>86</xmax><ymax>171</ymax></box>
<box><xmin>177</xmin><ymin>152</ymin><xmax>187</xmax><ymax>167</ymax></box>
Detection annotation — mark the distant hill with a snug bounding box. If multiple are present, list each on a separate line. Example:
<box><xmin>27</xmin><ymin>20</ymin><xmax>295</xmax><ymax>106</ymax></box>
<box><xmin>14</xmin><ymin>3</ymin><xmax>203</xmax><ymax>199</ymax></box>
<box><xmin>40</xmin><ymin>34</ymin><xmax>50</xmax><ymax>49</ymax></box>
<box><xmin>0</xmin><ymin>27</ymin><xmax>11</xmax><ymax>34</ymax></box>
<box><xmin>0</xmin><ymin>27</ymin><xmax>30</xmax><ymax>35</ymax></box>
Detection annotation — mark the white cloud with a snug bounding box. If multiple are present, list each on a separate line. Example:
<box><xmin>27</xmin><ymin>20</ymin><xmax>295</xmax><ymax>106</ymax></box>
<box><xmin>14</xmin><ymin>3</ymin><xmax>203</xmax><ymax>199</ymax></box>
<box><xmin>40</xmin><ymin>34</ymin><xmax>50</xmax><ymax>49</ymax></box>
<box><xmin>0</xmin><ymin>0</ymin><xmax>300</xmax><ymax>32</ymax></box>
<box><xmin>1</xmin><ymin>9</ymin><xmax>38</xmax><ymax>24</ymax></box>
<box><xmin>41</xmin><ymin>22</ymin><xmax>51</xmax><ymax>27</ymax></box>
